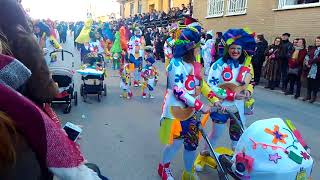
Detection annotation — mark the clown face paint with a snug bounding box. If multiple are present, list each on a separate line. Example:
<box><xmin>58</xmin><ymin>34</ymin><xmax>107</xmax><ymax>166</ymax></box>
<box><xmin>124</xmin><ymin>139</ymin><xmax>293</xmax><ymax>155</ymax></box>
<box><xmin>228</xmin><ymin>44</ymin><xmax>242</xmax><ymax>60</ymax></box>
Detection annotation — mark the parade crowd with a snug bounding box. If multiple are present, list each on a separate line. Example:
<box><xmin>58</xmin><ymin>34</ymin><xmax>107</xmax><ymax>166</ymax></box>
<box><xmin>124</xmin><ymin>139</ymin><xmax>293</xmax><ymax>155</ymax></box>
<box><xmin>0</xmin><ymin>0</ymin><xmax>317</xmax><ymax>180</ymax></box>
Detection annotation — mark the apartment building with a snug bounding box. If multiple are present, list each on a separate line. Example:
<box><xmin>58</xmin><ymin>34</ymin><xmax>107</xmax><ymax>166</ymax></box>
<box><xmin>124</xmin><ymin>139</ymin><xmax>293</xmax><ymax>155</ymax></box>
<box><xmin>118</xmin><ymin>0</ymin><xmax>190</xmax><ymax>18</ymax></box>
<box><xmin>193</xmin><ymin>0</ymin><xmax>320</xmax><ymax>43</ymax></box>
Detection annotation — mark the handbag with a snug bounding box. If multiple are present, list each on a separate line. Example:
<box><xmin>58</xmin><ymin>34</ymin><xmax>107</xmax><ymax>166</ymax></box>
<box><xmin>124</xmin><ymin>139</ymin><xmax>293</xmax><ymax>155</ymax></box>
<box><xmin>288</xmin><ymin>67</ymin><xmax>299</xmax><ymax>75</ymax></box>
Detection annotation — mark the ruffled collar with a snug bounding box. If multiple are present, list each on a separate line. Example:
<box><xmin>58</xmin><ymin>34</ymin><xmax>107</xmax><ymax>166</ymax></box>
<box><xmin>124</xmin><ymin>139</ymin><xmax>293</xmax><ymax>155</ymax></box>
<box><xmin>226</xmin><ymin>58</ymin><xmax>240</xmax><ymax>69</ymax></box>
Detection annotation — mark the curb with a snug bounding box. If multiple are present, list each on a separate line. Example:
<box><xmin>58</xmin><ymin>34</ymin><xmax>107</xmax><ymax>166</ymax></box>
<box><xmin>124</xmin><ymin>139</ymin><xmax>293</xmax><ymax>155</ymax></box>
<box><xmin>255</xmin><ymin>85</ymin><xmax>320</xmax><ymax>106</ymax></box>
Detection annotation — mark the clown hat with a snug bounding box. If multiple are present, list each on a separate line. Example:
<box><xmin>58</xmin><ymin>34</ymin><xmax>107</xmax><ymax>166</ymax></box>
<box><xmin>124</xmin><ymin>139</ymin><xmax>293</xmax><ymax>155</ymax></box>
<box><xmin>222</xmin><ymin>28</ymin><xmax>256</xmax><ymax>56</ymax></box>
<box><xmin>173</xmin><ymin>26</ymin><xmax>201</xmax><ymax>58</ymax></box>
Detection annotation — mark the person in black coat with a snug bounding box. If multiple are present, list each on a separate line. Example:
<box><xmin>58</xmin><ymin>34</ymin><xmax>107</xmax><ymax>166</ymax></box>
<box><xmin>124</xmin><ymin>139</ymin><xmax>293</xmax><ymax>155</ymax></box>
<box><xmin>252</xmin><ymin>33</ymin><xmax>268</xmax><ymax>85</ymax></box>
<box><xmin>144</xmin><ymin>29</ymin><xmax>152</xmax><ymax>46</ymax></box>
<box><xmin>280</xmin><ymin>33</ymin><xmax>294</xmax><ymax>90</ymax></box>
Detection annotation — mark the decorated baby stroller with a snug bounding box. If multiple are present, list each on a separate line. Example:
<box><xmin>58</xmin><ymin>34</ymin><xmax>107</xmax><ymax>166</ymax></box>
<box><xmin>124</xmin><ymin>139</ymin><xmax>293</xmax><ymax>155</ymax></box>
<box><xmin>77</xmin><ymin>53</ymin><xmax>107</xmax><ymax>102</ymax></box>
<box><xmin>49</xmin><ymin>49</ymin><xmax>78</xmax><ymax>114</ymax></box>
<box><xmin>196</xmin><ymin>107</ymin><xmax>314</xmax><ymax>180</ymax></box>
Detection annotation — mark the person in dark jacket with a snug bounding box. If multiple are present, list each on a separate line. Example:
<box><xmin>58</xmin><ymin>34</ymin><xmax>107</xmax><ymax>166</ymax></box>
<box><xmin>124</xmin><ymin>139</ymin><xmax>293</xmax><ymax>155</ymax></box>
<box><xmin>264</xmin><ymin>37</ymin><xmax>283</xmax><ymax>90</ymax></box>
<box><xmin>144</xmin><ymin>29</ymin><xmax>152</xmax><ymax>46</ymax></box>
<box><xmin>280</xmin><ymin>33</ymin><xmax>294</xmax><ymax>91</ymax></box>
<box><xmin>285</xmin><ymin>38</ymin><xmax>307</xmax><ymax>98</ymax></box>
<box><xmin>303</xmin><ymin>36</ymin><xmax>320</xmax><ymax>103</ymax></box>
<box><xmin>214</xmin><ymin>32</ymin><xmax>224</xmax><ymax>61</ymax></box>
<box><xmin>252</xmin><ymin>34</ymin><xmax>268</xmax><ymax>85</ymax></box>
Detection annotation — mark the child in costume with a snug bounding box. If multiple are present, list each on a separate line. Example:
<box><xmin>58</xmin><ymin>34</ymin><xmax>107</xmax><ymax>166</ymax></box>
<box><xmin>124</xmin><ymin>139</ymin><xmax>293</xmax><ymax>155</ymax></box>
<box><xmin>141</xmin><ymin>46</ymin><xmax>158</xmax><ymax>99</ymax></box>
<box><xmin>85</xmin><ymin>30</ymin><xmax>104</xmax><ymax>57</ymax></box>
<box><xmin>128</xmin><ymin>27</ymin><xmax>144</xmax><ymax>87</ymax></box>
<box><xmin>220</xmin><ymin>118</ymin><xmax>313</xmax><ymax>180</ymax></box>
<box><xmin>34</xmin><ymin>22</ymin><xmax>61</xmax><ymax>65</ymax></box>
<box><xmin>119</xmin><ymin>57</ymin><xmax>133</xmax><ymax>99</ymax></box>
<box><xmin>164</xmin><ymin>23</ymin><xmax>181</xmax><ymax>69</ymax></box>
<box><xmin>158</xmin><ymin>19</ymin><xmax>212</xmax><ymax>180</ymax></box>
<box><xmin>110</xmin><ymin>32</ymin><xmax>122</xmax><ymax>70</ymax></box>
<box><xmin>195</xmin><ymin>28</ymin><xmax>256</xmax><ymax>171</ymax></box>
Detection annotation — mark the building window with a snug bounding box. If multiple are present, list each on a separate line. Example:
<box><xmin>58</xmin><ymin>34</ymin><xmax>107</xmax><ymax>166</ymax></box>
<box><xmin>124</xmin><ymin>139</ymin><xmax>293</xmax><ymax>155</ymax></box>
<box><xmin>278</xmin><ymin>0</ymin><xmax>320</xmax><ymax>9</ymax></box>
<box><xmin>207</xmin><ymin>0</ymin><xmax>224</xmax><ymax>17</ymax></box>
<box><xmin>226</xmin><ymin>0</ymin><xmax>247</xmax><ymax>16</ymax></box>
<box><xmin>130</xmin><ymin>2</ymin><xmax>134</xmax><ymax>15</ymax></box>
<box><xmin>138</xmin><ymin>0</ymin><xmax>142</xmax><ymax>14</ymax></box>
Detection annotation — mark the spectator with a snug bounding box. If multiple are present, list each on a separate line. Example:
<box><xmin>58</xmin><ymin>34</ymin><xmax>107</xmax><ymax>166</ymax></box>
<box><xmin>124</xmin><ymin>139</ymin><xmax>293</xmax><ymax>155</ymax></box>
<box><xmin>0</xmin><ymin>0</ymin><xmax>58</xmax><ymax>104</ymax></box>
<box><xmin>144</xmin><ymin>29</ymin><xmax>152</xmax><ymax>46</ymax></box>
<box><xmin>285</xmin><ymin>38</ymin><xmax>307</xmax><ymax>98</ymax></box>
<box><xmin>154</xmin><ymin>35</ymin><xmax>165</xmax><ymax>62</ymax></box>
<box><xmin>252</xmin><ymin>33</ymin><xmax>268</xmax><ymax>85</ymax></box>
<box><xmin>181</xmin><ymin>4</ymin><xmax>187</xmax><ymax>12</ymax></box>
<box><xmin>303</xmin><ymin>36</ymin><xmax>320</xmax><ymax>103</ymax></box>
<box><xmin>214</xmin><ymin>32</ymin><xmax>224</xmax><ymax>61</ymax></box>
<box><xmin>280</xmin><ymin>33</ymin><xmax>294</xmax><ymax>91</ymax></box>
<box><xmin>264</xmin><ymin>37</ymin><xmax>283</xmax><ymax>90</ymax></box>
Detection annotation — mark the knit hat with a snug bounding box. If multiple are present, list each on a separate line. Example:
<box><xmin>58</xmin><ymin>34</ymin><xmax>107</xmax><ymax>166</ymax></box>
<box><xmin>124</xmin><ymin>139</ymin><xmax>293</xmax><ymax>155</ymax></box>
<box><xmin>222</xmin><ymin>28</ymin><xmax>256</xmax><ymax>56</ymax></box>
<box><xmin>0</xmin><ymin>54</ymin><xmax>31</xmax><ymax>90</ymax></box>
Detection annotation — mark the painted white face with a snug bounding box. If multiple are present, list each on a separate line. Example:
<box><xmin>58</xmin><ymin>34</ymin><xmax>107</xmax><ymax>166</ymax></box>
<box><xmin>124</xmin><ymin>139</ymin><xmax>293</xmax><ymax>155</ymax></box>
<box><xmin>228</xmin><ymin>44</ymin><xmax>242</xmax><ymax>60</ymax></box>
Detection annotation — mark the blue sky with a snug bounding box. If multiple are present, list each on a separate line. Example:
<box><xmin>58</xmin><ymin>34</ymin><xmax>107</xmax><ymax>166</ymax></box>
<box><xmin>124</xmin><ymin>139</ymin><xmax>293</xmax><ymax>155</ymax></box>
<box><xmin>22</xmin><ymin>0</ymin><xmax>120</xmax><ymax>21</ymax></box>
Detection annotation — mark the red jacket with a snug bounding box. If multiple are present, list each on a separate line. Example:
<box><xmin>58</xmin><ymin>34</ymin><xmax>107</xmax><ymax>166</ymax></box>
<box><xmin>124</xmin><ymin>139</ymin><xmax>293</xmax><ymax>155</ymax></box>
<box><xmin>288</xmin><ymin>49</ymin><xmax>307</xmax><ymax>69</ymax></box>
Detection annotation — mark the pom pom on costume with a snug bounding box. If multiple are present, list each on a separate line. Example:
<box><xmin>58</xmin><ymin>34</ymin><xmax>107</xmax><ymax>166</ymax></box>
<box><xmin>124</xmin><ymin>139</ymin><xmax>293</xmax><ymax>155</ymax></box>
<box><xmin>120</xmin><ymin>26</ymin><xmax>128</xmax><ymax>51</ymax></box>
<box><xmin>75</xmin><ymin>19</ymin><xmax>93</xmax><ymax>44</ymax></box>
<box><xmin>102</xmin><ymin>22</ymin><xmax>114</xmax><ymax>42</ymax></box>
<box><xmin>110</xmin><ymin>32</ymin><xmax>122</xmax><ymax>54</ymax></box>
<box><xmin>110</xmin><ymin>31</ymin><xmax>122</xmax><ymax>70</ymax></box>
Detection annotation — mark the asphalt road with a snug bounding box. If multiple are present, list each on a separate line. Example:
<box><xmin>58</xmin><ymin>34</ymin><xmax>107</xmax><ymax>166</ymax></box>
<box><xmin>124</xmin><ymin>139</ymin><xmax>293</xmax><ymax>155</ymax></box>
<box><xmin>54</xmin><ymin>35</ymin><xmax>319</xmax><ymax>180</ymax></box>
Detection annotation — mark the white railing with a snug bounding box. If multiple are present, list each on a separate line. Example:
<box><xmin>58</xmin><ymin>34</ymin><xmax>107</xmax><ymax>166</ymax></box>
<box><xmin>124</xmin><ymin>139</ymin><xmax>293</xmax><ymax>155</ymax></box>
<box><xmin>278</xmin><ymin>0</ymin><xmax>320</xmax><ymax>9</ymax></box>
<box><xmin>207</xmin><ymin>0</ymin><xmax>225</xmax><ymax>17</ymax></box>
<box><xmin>226</xmin><ymin>0</ymin><xmax>247</xmax><ymax>15</ymax></box>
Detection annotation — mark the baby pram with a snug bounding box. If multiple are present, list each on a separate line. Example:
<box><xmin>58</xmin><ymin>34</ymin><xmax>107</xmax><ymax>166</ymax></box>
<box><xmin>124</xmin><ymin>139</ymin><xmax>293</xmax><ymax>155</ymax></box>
<box><xmin>78</xmin><ymin>53</ymin><xmax>107</xmax><ymax>102</ymax></box>
<box><xmin>49</xmin><ymin>49</ymin><xmax>77</xmax><ymax>114</ymax></box>
<box><xmin>196</xmin><ymin>107</ymin><xmax>313</xmax><ymax>180</ymax></box>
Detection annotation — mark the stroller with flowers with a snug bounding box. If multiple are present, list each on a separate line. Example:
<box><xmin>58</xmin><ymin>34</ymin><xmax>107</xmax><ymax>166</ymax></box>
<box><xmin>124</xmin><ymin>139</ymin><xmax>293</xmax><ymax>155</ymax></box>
<box><xmin>195</xmin><ymin>106</ymin><xmax>314</xmax><ymax>180</ymax></box>
<box><xmin>49</xmin><ymin>49</ymin><xmax>77</xmax><ymax>114</ymax></box>
<box><xmin>77</xmin><ymin>53</ymin><xmax>107</xmax><ymax>102</ymax></box>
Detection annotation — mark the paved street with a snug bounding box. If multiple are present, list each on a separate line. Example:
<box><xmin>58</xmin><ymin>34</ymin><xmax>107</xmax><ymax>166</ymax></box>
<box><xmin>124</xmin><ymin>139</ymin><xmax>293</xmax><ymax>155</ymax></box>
<box><xmin>55</xmin><ymin>36</ymin><xmax>319</xmax><ymax>180</ymax></box>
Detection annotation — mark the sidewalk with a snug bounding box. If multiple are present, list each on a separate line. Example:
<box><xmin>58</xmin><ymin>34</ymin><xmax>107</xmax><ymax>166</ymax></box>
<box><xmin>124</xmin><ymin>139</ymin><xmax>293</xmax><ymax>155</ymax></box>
<box><xmin>256</xmin><ymin>78</ymin><xmax>320</xmax><ymax>105</ymax></box>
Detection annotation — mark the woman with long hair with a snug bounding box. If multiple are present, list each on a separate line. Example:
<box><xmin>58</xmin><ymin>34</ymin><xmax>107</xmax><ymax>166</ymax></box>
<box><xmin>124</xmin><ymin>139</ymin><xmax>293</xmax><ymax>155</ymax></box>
<box><xmin>0</xmin><ymin>0</ymin><xmax>58</xmax><ymax>104</ymax></box>
<box><xmin>264</xmin><ymin>37</ymin><xmax>283</xmax><ymax>90</ymax></box>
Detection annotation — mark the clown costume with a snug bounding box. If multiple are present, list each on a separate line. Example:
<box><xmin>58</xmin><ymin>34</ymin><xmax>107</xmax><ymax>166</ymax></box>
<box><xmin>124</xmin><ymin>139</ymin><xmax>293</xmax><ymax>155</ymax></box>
<box><xmin>128</xmin><ymin>27</ymin><xmax>145</xmax><ymax>87</ymax></box>
<box><xmin>195</xmin><ymin>28</ymin><xmax>256</xmax><ymax>172</ymax></box>
<box><xmin>141</xmin><ymin>46</ymin><xmax>158</xmax><ymax>99</ymax></box>
<box><xmin>158</xmin><ymin>20</ymin><xmax>212</xmax><ymax>180</ymax></box>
